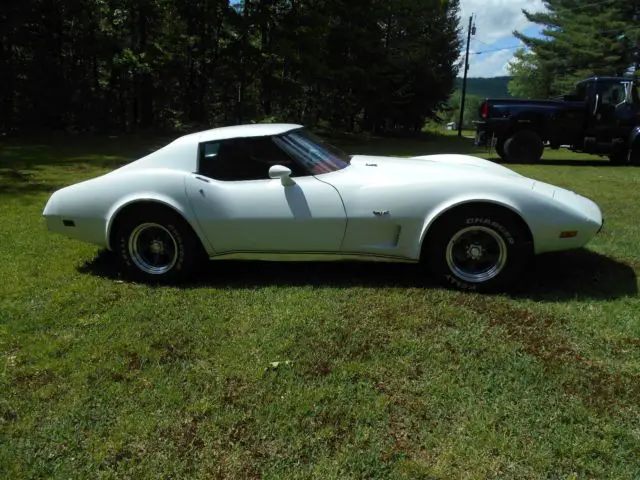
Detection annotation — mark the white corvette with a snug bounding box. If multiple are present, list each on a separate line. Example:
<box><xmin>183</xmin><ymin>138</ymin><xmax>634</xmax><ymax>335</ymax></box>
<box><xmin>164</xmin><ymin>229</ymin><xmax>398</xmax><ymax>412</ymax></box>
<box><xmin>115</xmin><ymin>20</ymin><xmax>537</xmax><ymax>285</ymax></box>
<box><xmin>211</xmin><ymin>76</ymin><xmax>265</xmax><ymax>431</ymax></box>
<box><xmin>43</xmin><ymin>123</ymin><xmax>604</xmax><ymax>291</ymax></box>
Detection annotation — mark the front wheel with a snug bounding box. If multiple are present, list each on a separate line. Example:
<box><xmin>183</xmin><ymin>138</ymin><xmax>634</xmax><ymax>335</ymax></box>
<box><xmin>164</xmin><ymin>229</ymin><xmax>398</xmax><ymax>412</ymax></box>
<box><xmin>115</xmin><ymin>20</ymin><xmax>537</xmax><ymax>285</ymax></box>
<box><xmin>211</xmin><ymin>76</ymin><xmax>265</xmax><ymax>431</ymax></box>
<box><xmin>424</xmin><ymin>207</ymin><xmax>532</xmax><ymax>292</ymax></box>
<box><xmin>114</xmin><ymin>208</ymin><xmax>203</xmax><ymax>283</ymax></box>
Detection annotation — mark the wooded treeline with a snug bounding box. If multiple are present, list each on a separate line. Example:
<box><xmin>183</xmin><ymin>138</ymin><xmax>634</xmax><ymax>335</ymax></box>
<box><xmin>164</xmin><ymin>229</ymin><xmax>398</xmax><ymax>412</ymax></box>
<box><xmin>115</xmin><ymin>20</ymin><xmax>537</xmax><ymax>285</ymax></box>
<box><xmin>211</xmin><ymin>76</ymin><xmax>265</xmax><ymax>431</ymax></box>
<box><xmin>509</xmin><ymin>0</ymin><xmax>640</xmax><ymax>98</ymax></box>
<box><xmin>0</xmin><ymin>0</ymin><xmax>462</xmax><ymax>134</ymax></box>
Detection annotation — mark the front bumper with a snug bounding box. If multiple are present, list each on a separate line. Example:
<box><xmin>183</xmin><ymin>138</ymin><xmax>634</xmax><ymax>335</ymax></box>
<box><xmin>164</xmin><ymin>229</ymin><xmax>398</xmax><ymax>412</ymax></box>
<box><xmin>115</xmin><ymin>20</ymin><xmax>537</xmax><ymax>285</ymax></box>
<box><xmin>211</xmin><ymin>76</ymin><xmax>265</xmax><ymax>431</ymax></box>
<box><xmin>530</xmin><ymin>182</ymin><xmax>604</xmax><ymax>253</ymax></box>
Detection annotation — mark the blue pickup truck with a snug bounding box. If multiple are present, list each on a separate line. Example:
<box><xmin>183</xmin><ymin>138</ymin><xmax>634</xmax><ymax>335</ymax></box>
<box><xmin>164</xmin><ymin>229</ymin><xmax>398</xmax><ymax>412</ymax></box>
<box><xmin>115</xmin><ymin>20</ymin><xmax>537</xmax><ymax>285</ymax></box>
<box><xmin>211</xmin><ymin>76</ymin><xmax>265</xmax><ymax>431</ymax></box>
<box><xmin>474</xmin><ymin>76</ymin><xmax>640</xmax><ymax>165</ymax></box>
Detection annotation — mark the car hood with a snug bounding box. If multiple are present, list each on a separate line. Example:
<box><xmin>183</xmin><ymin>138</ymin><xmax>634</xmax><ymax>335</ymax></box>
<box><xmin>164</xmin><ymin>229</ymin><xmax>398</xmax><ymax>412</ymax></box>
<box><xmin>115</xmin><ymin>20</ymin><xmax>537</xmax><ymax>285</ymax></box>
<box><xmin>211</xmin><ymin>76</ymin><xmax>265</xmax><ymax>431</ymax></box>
<box><xmin>347</xmin><ymin>153</ymin><xmax>528</xmax><ymax>181</ymax></box>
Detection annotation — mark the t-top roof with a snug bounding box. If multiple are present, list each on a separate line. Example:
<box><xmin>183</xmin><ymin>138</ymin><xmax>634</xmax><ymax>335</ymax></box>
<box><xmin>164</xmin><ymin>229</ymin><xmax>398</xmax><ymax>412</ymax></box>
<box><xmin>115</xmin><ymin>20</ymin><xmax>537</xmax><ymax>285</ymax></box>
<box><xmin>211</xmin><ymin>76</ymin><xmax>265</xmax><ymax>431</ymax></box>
<box><xmin>173</xmin><ymin>123</ymin><xmax>304</xmax><ymax>146</ymax></box>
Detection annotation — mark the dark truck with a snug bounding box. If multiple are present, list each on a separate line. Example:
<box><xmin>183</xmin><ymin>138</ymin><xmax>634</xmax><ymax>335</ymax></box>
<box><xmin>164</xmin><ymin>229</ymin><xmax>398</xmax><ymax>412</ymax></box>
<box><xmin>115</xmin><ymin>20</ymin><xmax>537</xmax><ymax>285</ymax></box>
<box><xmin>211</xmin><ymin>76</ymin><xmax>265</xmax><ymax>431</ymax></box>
<box><xmin>474</xmin><ymin>76</ymin><xmax>640</xmax><ymax>165</ymax></box>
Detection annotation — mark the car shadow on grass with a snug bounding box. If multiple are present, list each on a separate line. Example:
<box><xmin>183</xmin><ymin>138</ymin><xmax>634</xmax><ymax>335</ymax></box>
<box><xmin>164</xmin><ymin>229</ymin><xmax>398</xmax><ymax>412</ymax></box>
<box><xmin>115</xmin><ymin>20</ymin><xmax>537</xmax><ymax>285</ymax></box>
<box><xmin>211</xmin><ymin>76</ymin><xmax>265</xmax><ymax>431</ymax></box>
<box><xmin>502</xmin><ymin>159</ymin><xmax>620</xmax><ymax>167</ymax></box>
<box><xmin>79</xmin><ymin>248</ymin><xmax>637</xmax><ymax>301</ymax></box>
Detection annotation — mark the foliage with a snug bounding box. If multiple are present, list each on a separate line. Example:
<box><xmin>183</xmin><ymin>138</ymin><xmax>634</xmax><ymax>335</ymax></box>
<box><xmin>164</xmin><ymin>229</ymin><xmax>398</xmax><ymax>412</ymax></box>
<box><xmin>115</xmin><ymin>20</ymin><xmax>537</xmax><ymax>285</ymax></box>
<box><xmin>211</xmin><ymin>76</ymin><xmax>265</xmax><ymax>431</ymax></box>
<box><xmin>1</xmin><ymin>133</ymin><xmax>640</xmax><ymax>478</ymax></box>
<box><xmin>0</xmin><ymin>0</ymin><xmax>462</xmax><ymax>134</ymax></box>
<box><xmin>507</xmin><ymin>50</ymin><xmax>555</xmax><ymax>99</ymax></box>
<box><xmin>509</xmin><ymin>0</ymin><xmax>640</xmax><ymax>97</ymax></box>
<box><xmin>455</xmin><ymin>76</ymin><xmax>512</xmax><ymax>98</ymax></box>
<box><xmin>447</xmin><ymin>91</ymin><xmax>483</xmax><ymax>127</ymax></box>
<box><xmin>445</xmin><ymin>77</ymin><xmax>511</xmax><ymax>129</ymax></box>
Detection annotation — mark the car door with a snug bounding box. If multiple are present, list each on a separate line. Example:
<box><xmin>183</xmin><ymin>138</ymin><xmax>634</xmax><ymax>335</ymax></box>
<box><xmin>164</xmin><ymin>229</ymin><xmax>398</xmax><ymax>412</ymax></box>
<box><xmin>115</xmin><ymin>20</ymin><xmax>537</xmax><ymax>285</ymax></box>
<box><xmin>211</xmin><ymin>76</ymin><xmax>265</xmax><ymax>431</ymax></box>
<box><xmin>591</xmin><ymin>80</ymin><xmax>631</xmax><ymax>141</ymax></box>
<box><xmin>184</xmin><ymin>136</ymin><xmax>347</xmax><ymax>254</ymax></box>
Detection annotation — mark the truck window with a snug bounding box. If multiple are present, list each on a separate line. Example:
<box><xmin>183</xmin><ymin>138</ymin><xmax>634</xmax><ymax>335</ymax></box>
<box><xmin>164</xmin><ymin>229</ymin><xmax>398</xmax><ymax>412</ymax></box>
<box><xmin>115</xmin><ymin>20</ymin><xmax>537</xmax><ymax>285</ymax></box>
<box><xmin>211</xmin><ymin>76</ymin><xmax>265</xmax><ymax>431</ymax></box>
<box><xmin>631</xmin><ymin>84</ymin><xmax>640</xmax><ymax>105</ymax></box>
<box><xmin>600</xmin><ymin>83</ymin><xmax>627</xmax><ymax>107</ymax></box>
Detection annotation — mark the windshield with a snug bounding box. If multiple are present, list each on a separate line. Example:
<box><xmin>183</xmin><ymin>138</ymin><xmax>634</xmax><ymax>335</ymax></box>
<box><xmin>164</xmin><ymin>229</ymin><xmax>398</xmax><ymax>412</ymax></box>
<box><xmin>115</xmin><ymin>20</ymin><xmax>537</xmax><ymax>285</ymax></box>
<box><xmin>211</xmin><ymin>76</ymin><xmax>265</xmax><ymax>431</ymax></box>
<box><xmin>273</xmin><ymin>129</ymin><xmax>351</xmax><ymax>175</ymax></box>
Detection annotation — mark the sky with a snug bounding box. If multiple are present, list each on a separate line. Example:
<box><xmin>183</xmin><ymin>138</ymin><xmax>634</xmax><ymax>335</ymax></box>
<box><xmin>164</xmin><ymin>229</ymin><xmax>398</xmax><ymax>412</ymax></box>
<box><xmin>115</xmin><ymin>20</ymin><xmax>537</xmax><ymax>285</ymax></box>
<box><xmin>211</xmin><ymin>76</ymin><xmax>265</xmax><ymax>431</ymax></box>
<box><xmin>459</xmin><ymin>0</ymin><xmax>547</xmax><ymax>78</ymax></box>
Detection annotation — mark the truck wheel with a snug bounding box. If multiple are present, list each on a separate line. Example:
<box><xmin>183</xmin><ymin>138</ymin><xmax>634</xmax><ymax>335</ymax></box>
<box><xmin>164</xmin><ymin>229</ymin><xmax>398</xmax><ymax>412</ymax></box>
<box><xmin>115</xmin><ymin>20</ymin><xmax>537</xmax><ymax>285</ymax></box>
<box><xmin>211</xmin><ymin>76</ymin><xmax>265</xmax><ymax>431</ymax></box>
<box><xmin>608</xmin><ymin>152</ymin><xmax>628</xmax><ymax>165</ymax></box>
<box><xmin>503</xmin><ymin>130</ymin><xmax>544</xmax><ymax>164</ymax></box>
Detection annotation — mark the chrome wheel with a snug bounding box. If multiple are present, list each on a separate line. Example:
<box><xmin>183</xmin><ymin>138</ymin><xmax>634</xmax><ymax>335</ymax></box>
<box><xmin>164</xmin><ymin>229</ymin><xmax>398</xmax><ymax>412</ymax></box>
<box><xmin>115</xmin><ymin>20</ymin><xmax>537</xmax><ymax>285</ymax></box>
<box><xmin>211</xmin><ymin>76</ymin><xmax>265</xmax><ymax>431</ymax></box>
<box><xmin>445</xmin><ymin>226</ymin><xmax>508</xmax><ymax>284</ymax></box>
<box><xmin>128</xmin><ymin>223</ymin><xmax>179</xmax><ymax>275</ymax></box>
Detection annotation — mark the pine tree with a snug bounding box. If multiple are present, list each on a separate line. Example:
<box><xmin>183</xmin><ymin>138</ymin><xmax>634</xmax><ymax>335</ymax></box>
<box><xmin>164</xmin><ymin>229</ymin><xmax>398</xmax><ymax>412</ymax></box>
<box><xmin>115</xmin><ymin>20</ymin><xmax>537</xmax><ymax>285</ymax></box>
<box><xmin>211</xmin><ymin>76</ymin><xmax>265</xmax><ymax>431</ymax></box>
<box><xmin>509</xmin><ymin>0</ymin><xmax>635</xmax><ymax>98</ymax></box>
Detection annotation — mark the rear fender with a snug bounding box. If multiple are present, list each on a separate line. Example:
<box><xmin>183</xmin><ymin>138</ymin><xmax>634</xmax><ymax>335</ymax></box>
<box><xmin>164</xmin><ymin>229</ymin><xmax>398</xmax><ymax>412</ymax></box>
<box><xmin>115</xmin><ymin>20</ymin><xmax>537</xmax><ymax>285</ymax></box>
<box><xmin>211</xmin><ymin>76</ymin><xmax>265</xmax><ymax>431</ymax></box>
<box><xmin>509</xmin><ymin>113</ymin><xmax>548</xmax><ymax>141</ymax></box>
<box><xmin>104</xmin><ymin>192</ymin><xmax>212</xmax><ymax>254</ymax></box>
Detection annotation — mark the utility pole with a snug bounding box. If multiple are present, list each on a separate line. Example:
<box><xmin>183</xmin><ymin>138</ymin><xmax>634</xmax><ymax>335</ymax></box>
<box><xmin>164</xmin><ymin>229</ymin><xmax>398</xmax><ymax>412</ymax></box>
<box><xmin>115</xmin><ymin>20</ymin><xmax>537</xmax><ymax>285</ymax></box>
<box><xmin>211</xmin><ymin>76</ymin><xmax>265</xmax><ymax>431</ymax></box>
<box><xmin>458</xmin><ymin>14</ymin><xmax>476</xmax><ymax>138</ymax></box>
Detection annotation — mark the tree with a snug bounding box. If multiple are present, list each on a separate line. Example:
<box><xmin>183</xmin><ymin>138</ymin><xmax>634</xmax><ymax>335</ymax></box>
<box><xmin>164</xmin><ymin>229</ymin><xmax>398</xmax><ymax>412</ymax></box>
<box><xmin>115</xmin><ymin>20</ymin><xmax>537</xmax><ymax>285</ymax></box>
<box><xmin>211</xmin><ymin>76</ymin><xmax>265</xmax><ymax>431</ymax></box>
<box><xmin>511</xmin><ymin>0</ymin><xmax>636</xmax><ymax>98</ymax></box>
<box><xmin>507</xmin><ymin>50</ymin><xmax>555</xmax><ymax>99</ymax></box>
<box><xmin>0</xmin><ymin>0</ymin><xmax>463</xmax><ymax>134</ymax></box>
<box><xmin>447</xmin><ymin>91</ymin><xmax>482</xmax><ymax>127</ymax></box>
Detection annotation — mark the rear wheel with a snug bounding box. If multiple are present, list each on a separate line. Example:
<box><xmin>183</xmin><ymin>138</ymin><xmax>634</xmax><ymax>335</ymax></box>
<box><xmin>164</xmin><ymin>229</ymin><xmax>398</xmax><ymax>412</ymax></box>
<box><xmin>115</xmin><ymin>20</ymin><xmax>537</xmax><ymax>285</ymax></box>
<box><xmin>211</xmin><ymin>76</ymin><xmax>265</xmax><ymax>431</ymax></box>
<box><xmin>503</xmin><ymin>130</ymin><xmax>544</xmax><ymax>164</ymax></box>
<box><xmin>113</xmin><ymin>206</ymin><xmax>204</xmax><ymax>283</ymax></box>
<box><xmin>424</xmin><ymin>206</ymin><xmax>532</xmax><ymax>292</ymax></box>
<box><xmin>608</xmin><ymin>151</ymin><xmax>628</xmax><ymax>165</ymax></box>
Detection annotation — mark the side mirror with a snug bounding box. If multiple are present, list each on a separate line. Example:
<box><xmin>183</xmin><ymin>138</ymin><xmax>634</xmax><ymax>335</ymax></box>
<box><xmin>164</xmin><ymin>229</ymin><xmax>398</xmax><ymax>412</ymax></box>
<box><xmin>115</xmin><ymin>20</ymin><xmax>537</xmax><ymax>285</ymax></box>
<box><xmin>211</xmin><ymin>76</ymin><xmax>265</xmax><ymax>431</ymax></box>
<box><xmin>269</xmin><ymin>165</ymin><xmax>294</xmax><ymax>186</ymax></box>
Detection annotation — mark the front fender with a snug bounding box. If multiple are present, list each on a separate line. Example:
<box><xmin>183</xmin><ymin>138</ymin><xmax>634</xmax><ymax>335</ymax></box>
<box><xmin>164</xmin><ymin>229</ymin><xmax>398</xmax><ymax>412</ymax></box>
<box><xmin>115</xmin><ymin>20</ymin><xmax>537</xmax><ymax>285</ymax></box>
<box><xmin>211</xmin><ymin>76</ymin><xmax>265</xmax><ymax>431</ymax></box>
<box><xmin>417</xmin><ymin>193</ymin><xmax>528</xmax><ymax>257</ymax></box>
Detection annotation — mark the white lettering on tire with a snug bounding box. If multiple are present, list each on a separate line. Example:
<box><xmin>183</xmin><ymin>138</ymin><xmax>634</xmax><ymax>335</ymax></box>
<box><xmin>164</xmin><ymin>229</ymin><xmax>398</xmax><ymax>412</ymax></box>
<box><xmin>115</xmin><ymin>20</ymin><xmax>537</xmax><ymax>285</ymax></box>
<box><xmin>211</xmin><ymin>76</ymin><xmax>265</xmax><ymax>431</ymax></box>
<box><xmin>465</xmin><ymin>217</ymin><xmax>515</xmax><ymax>244</ymax></box>
<box><xmin>445</xmin><ymin>274</ymin><xmax>477</xmax><ymax>291</ymax></box>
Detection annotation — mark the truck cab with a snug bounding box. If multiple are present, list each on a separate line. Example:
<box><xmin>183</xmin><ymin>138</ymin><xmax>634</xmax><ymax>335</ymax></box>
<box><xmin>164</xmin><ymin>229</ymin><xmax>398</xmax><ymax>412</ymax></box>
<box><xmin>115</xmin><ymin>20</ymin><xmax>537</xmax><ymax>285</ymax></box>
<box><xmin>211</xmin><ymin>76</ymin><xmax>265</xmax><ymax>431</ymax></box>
<box><xmin>474</xmin><ymin>76</ymin><xmax>640</xmax><ymax>165</ymax></box>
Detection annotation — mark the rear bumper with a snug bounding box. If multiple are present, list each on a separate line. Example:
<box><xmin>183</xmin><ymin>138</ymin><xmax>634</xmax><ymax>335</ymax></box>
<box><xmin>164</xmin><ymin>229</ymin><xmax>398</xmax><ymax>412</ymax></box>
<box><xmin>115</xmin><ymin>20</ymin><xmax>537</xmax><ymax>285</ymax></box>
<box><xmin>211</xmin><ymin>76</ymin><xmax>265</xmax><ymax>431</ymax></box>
<box><xmin>473</xmin><ymin>119</ymin><xmax>512</xmax><ymax>147</ymax></box>
<box><xmin>474</xmin><ymin>129</ymin><xmax>489</xmax><ymax>147</ymax></box>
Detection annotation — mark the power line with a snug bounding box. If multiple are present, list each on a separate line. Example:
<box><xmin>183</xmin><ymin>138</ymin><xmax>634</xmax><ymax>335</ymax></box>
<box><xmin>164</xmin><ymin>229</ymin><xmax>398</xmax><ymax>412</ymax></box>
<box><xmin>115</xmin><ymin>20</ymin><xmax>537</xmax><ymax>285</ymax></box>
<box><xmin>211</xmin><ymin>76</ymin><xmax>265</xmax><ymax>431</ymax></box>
<box><xmin>471</xmin><ymin>45</ymin><xmax>527</xmax><ymax>55</ymax></box>
<box><xmin>472</xmin><ymin>38</ymin><xmax>494</xmax><ymax>48</ymax></box>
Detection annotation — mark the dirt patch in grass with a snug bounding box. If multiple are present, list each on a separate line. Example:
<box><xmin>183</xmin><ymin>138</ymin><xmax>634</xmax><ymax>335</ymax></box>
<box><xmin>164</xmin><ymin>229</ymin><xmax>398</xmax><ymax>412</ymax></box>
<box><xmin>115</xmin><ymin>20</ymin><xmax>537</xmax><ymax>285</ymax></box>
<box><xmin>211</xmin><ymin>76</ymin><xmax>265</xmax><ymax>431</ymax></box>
<box><xmin>458</xmin><ymin>294</ymin><xmax>640</xmax><ymax>414</ymax></box>
<box><xmin>13</xmin><ymin>368</ymin><xmax>58</xmax><ymax>388</ymax></box>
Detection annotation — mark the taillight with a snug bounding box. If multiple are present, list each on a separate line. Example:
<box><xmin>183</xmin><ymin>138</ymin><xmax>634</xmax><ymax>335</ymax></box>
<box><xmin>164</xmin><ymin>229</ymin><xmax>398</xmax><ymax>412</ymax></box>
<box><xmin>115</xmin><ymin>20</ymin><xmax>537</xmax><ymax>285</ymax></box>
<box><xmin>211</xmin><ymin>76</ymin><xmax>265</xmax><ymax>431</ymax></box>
<box><xmin>481</xmin><ymin>101</ymin><xmax>489</xmax><ymax>118</ymax></box>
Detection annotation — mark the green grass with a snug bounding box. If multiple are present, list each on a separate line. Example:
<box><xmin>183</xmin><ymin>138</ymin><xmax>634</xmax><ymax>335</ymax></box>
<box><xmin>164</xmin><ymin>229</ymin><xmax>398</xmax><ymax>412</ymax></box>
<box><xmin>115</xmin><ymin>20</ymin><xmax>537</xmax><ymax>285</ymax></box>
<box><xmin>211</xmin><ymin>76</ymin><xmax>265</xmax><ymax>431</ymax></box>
<box><xmin>1</xmin><ymin>132</ymin><xmax>639</xmax><ymax>479</ymax></box>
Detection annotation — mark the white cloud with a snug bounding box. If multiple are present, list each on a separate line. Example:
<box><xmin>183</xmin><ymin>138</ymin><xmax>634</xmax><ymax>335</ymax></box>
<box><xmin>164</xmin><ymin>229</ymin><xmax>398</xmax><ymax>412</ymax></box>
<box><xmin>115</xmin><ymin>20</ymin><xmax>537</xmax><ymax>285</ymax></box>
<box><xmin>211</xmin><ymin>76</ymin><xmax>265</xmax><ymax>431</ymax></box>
<box><xmin>458</xmin><ymin>0</ymin><xmax>546</xmax><ymax>77</ymax></box>
<box><xmin>469</xmin><ymin>48</ymin><xmax>519</xmax><ymax>77</ymax></box>
<box><xmin>459</xmin><ymin>0</ymin><xmax>545</xmax><ymax>42</ymax></box>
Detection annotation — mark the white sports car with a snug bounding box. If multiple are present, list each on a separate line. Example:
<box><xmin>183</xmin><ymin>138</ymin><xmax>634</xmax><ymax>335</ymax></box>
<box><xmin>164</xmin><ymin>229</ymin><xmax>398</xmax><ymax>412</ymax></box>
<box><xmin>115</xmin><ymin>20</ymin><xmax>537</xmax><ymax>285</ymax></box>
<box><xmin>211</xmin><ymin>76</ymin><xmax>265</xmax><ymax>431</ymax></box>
<box><xmin>43</xmin><ymin>123</ymin><xmax>604</xmax><ymax>291</ymax></box>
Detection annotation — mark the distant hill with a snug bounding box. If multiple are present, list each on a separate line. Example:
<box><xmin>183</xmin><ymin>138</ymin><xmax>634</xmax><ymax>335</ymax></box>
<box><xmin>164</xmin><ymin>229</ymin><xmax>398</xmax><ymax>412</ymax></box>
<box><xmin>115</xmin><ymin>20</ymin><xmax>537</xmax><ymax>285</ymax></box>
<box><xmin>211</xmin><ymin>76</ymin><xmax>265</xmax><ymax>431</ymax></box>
<box><xmin>455</xmin><ymin>76</ymin><xmax>512</xmax><ymax>99</ymax></box>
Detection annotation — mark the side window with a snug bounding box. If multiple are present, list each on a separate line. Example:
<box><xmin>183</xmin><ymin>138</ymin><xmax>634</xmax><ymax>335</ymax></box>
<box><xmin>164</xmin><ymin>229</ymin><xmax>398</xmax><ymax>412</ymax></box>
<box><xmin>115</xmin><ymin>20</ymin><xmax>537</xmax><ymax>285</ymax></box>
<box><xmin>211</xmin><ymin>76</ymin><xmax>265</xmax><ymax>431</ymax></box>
<box><xmin>198</xmin><ymin>141</ymin><xmax>222</xmax><ymax>178</ymax></box>
<box><xmin>198</xmin><ymin>136</ymin><xmax>307</xmax><ymax>181</ymax></box>
<box><xmin>601</xmin><ymin>83</ymin><xmax>626</xmax><ymax>107</ymax></box>
<box><xmin>203</xmin><ymin>142</ymin><xmax>220</xmax><ymax>159</ymax></box>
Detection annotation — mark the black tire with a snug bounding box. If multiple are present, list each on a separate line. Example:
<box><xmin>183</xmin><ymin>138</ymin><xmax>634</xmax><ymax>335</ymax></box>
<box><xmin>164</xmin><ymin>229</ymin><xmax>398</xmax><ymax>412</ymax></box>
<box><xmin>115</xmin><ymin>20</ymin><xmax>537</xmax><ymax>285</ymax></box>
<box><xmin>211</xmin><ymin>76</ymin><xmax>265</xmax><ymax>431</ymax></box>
<box><xmin>424</xmin><ymin>206</ymin><xmax>533</xmax><ymax>293</ymax></box>
<box><xmin>503</xmin><ymin>130</ymin><xmax>544</xmax><ymax>164</ymax></box>
<box><xmin>113</xmin><ymin>206</ymin><xmax>204</xmax><ymax>283</ymax></box>
<box><xmin>608</xmin><ymin>151</ymin><xmax>628</xmax><ymax>165</ymax></box>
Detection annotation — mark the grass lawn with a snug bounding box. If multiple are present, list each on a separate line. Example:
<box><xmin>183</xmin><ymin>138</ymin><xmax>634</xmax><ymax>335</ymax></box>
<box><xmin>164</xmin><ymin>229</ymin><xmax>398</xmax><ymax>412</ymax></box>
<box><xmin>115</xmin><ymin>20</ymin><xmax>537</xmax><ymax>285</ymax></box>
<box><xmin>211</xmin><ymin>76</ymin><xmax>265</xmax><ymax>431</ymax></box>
<box><xmin>1</xmin><ymin>131</ymin><xmax>639</xmax><ymax>479</ymax></box>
